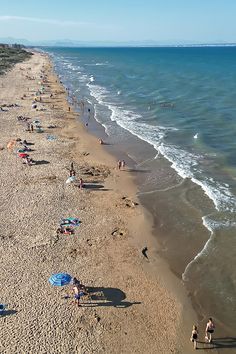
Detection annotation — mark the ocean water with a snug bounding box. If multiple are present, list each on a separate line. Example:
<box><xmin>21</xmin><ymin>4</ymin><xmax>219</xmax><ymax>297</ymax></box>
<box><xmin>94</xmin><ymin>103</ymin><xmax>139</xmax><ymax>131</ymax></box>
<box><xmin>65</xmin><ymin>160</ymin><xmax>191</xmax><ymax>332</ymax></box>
<box><xmin>46</xmin><ymin>47</ymin><xmax>236</xmax><ymax>335</ymax></box>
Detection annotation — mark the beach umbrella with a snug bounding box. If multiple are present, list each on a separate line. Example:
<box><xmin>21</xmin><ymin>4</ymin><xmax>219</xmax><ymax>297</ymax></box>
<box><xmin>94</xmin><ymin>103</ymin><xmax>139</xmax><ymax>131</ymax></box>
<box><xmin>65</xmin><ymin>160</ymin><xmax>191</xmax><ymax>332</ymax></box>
<box><xmin>48</xmin><ymin>273</ymin><xmax>72</xmax><ymax>286</ymax></box>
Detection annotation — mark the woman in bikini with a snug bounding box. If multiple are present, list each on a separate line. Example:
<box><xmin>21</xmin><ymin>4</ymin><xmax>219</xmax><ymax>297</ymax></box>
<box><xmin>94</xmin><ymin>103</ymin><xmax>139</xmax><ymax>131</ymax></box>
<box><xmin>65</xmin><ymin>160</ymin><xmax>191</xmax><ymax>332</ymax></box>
<box><xmin>205</xmin><ymin>318</ymin><xmax>215</xmax><ymax>343</ymax></box>
<box><xmin>190</xmin><ymin>325</ymin><xmax>198</xmax><ymax>350</ymax></box>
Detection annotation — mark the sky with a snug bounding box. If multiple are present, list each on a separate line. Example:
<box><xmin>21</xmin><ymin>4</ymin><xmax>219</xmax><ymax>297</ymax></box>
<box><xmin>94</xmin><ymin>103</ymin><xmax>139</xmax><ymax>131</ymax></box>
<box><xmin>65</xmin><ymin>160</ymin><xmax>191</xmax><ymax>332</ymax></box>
<box><xmin>0</xmin><ymin>0</ymin><xmax>236</xmax><ymax>43</ymax></box>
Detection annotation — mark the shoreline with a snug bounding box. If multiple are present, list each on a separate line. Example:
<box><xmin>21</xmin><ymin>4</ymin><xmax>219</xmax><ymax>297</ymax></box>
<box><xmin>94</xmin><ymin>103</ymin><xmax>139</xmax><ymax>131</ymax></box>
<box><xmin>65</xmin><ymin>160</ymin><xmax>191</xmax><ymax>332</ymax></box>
<box><xmin>66</xmin><ymin>61</ymin><xmax>236</xmax><ymax>341</ymax></box>
<box><xmin>48</xmin><ymin>55</ymin><xmax>200</xmax><ymax>347</ymax></box>
<box><xmin>0</xmin><ymin>51</ymin><xmax>199</xmax><ymax>353</ymax></box>
<box><xmin>46</xmin><ymin>48</ymin><xmax>232</xmax><ymax>352</ymax></box>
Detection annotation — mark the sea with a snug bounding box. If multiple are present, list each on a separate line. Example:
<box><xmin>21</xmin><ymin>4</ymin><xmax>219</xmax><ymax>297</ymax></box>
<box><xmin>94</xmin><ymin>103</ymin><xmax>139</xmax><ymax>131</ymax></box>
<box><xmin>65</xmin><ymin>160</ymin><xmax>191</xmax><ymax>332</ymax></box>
<box><xmin>45</xmin><ymin>46</ymin><xmax>236</xmax><ymax>335</ymax></box>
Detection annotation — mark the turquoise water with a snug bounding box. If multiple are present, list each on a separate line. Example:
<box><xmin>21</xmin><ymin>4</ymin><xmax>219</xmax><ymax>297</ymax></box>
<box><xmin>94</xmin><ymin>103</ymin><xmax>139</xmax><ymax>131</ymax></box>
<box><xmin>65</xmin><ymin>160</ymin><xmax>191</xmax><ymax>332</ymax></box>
<box><xmin>46</xmin><ymin>47</ymin><xmax>236</xmax><ymax>334</ymax></box>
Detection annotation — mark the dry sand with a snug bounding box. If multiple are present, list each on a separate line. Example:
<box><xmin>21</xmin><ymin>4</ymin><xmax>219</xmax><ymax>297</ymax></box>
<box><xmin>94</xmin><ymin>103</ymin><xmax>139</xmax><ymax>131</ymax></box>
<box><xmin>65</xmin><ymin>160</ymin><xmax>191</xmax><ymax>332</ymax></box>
<box><xmin>0</xmin><ymin>52</ymin><xmax>196</xmax><ymax>353</ymax></box>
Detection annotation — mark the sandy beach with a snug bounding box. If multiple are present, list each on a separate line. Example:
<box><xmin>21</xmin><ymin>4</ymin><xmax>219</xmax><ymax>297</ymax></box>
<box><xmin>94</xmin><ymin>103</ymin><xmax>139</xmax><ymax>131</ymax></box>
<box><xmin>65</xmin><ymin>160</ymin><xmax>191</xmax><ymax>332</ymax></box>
<box><xmin>0</xmin><ymin>52</ymin><xmax>200</xmax><ymax>353</ymax></box>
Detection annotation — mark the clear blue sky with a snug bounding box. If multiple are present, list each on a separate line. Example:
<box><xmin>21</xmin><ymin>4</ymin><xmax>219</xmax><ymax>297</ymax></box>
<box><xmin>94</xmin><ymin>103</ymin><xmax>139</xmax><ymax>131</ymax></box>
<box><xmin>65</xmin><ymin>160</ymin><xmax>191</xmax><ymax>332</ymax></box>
<box><xmin>0</xmin><ymin>0</ymin><xmax>235</xmax><ymax>43</ymax></box>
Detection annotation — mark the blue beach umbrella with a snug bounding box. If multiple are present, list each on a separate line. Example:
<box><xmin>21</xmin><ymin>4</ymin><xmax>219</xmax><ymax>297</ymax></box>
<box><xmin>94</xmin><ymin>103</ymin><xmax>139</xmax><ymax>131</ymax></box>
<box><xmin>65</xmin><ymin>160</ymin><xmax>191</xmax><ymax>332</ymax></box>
<box><xmin>49</xmin><ymin>273</ymin><xmax>72</xmax><ymax>286</ymax></box>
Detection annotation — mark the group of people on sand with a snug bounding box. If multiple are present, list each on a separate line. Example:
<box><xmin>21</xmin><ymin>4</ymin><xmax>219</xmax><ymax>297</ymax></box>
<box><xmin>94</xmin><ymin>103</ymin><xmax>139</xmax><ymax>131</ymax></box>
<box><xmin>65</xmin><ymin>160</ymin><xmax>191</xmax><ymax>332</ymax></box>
<box><xmin>117</xmin><ymin>159</ymin><xmax>125</xmax><ymax>170</ymax></box>
<box><xmin>69</xmin><ymin>162</ymin><xmax>84</xmax><ymax>189</ymax></box>
<box><xmin>9</xmin><ymin>138</ymin><xmax>36</xmax><ymax>166</ymax></box>
<box><xmin>57</xmin><ymin>225</ymin><xmax>74</xmax><ymax>235</ymax></box>
<box><xmin>22</xmin><ymin>156</ymin><xmax>35</xmax><ymax>166</ymax></box>
<box><xmin>21</xmin><ymin>140</ymin><xmax>35</xmax><ymax>165</ymax></box>
<box><xmin>190</xmin><ymin>318</ymin><xmax>215</xmax><ymax>350</ymax></box>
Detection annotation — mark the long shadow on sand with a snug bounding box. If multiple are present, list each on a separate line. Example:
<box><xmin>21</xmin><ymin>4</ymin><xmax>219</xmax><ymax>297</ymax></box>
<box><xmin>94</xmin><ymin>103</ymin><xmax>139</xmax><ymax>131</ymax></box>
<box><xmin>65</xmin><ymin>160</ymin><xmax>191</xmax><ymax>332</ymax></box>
<box><xmin>196</xmin><ymin>337</ymin><xmax>236</xmax><ymax>350</ymax></box>
<box><xmin>80</xmin><ymin>183</ymin><xmax>110</xmax><ymax>192</ymax></box>
<box><xmin>101</xmin><ymin>142</ymin><xmax>112</xmax><ymax>146</ymax></box>
<box><xmin>0</xmin><ymin>310</ymin><xmax>17</xmax><ymax>317</ymax></box>
<box><xmin>35</xmin><ymin>160</ymin><xmax>50</xmax><ymax>165</ymax></box>
<box><xmin>82</xmin><ymin>287</ymin><xmax>141</xmax><ymax>308</ymax></box>
<box><xmin>84</xmin><ymin>184</ymin><xmax>104</xmax><ymax>190</ymax></box>
<box><xmin>124</xmin><ymin>168</ymin><xmax>151</xmax><ymax>173</ymax></box>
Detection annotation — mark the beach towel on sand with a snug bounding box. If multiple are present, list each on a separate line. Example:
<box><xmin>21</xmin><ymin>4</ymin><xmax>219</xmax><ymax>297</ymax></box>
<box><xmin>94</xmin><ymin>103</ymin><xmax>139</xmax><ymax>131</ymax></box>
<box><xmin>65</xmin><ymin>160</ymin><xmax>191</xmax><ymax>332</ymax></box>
<box><xmin>65</xmin><ymin>176</ymin><xmax>76</xmax><ymax>184</ymax></box>
<box><xmin>18</xmin><ymin>153</ymin><xmax>29</xmax><ymax>158</ymax></box>
<box><xmin>36</xmin><ymin>127</ymin><xmax>44</xmax><ymax>133</ymax></box>
<box><xmin>60</xmin><ymin>218</ymin><xmax>80</xmax><ymax>227</ymax></box>
<box><xmin>46</xmin><ymin>135</ymin><xmax>57</xmax><ymax>141</ymax></box>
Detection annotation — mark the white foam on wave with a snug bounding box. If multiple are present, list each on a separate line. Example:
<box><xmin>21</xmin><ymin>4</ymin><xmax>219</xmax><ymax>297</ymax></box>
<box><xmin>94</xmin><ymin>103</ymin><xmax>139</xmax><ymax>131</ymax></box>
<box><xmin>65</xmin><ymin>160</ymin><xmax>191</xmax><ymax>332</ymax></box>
<box><xmin>191</xmin><ymin>177</ymin><xmax>236</xmax><ymax>212</ymax></box>
<box><xmin>158</xmin><ymin>144</ymin><xmax>236</xmax><ymax>212</ymax></box>
<box><xmin>182</xmin><ymin>215</ymin><xmax>215</xmax><ymax>281</ymax></box>
<box><xmin>66</xmin><ymin>69</ymin><xmax>236</xmax><ymax>217</ymax></box>
<box><xmin>88</xmin><ymin>83</ymin><xmax>108</xmax><ymax>99</ymax></box>
<box><xmin>95</xmin><ymin>62</ymin><xmax>108</xmax><ymax>66</ymax></box>
<box><xmin>138</xmin><ymin>180</ymin><xmax>185</xmax><ymax>196</ymax></box>
<box><xmin>203</xmin><ymin>214</ymin><xmax>236</xmax><ymax>230</ymax></box>
<box><xmin>88</xmin><ymin>83</ymin><xmax>176</xmax><ymax>145</ymax></box>
<box><xmin>85</xmin><ymin>62</ymin><xmax>109</xmax><ymax>66</ymax></box>
<box><xmin>182</xmin><ymin>229</ymin><xmax>212</xmax><ymax>281</ymax></box>
<box><xmin>87</xmin><ymin>82</ymin><xmax>236</xmax><ymax>213</ymax></box>
<box><xmin>182</xmin><ymin>214</ymin><xmax>236</xmax><ymax>281</ymax></box>
<box><xmin>78</xmin><ymin>74</ymin><xmax>89</xmax><ymax>83</ymax></box>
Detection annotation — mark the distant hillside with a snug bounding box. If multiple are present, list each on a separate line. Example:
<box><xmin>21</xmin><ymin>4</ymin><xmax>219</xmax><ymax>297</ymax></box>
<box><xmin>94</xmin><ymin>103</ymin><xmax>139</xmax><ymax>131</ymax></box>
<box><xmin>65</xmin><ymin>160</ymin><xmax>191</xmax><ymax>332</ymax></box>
<box><xmin>1</xmin><ymin>37</ymin><xmax>236</xmax><ymax>48</ymax></box>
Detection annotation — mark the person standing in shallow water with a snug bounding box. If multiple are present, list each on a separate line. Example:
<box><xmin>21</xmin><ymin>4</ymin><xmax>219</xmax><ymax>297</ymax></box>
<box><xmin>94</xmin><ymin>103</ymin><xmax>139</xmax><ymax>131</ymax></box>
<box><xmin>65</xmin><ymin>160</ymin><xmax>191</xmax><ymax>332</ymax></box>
<box><xmin>190</xmin><ymin>325</ymin><xmax>198</xmax><ymax>350</ymax></box>
<box><xmin>205</xmin><ymin>318</ymin><xmax>215</xmax><ymax>343</ymax></box>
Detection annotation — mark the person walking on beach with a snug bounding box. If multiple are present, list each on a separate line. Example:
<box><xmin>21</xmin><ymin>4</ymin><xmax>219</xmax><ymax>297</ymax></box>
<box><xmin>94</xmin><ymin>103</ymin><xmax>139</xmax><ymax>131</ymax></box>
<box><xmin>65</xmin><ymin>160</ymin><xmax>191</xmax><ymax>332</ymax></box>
<box><xmin>79</xmin><ymin>178</ymin><xmax>84</xmax><ymax>189</ymax></box>
<box><xmin>73</xmin><ymin>284</ymin><xmax>81</xmax><ymax>307</ymax></box>
<box><xmin>69</xmin><ymin>162</ymin><xmax>75</xmax><ymax>175</ymax></box>
<box><xmin>117</xmin><ymin>160</ymin><xmax>121</xmax><ymax>170</ymax></box>
<box><xmin>121</xmin><ymin>160</ymin><xmax>126</xmax><ymax>170</ymax></box>
<box><xmin>69</xmin><ymin>168</ymin><xmax>76</xmax><ymax>177</ymax></box>
<box><xmin>190</xmin><ymin>325</ymin><xmax>198</xmax><ymax>350</ymax></box>
<box><xmin>205</xmin><ymin>318</ymin><xmax>215</xmax><ymax>343</ymax></box>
